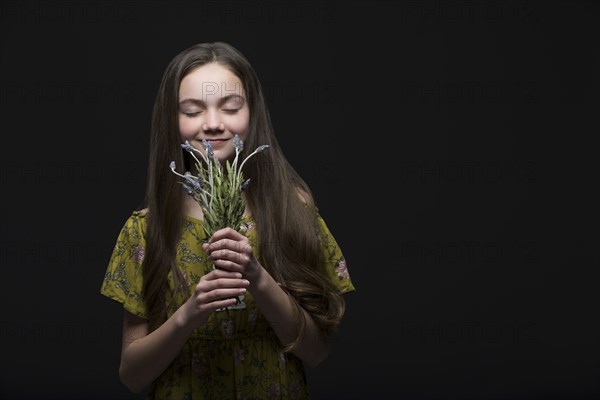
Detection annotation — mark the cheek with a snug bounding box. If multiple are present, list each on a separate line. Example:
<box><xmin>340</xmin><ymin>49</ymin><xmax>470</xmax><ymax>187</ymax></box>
<box><xmin>179</xmin><ymin>116</ymin><xmax>199</xmax><ymax>141</ymax></box>
<box><xmin>230</xmin><ymin>110</ymin><xmax>251</xmax><ymax>137</ymax></box>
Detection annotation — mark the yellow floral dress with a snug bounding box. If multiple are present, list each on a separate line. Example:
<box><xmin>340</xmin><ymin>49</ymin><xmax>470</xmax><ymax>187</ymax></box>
<box><xmin>100</xmin><ymin>210</ymin><xmax>355</xmax><ymax>400</ymax></box>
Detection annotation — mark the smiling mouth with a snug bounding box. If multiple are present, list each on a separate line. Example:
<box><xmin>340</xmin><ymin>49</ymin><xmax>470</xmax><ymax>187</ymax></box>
<box><xmin>206</xmin><ymin>138</ymin><xmax>230</xmax><ymax>147</ymax></box>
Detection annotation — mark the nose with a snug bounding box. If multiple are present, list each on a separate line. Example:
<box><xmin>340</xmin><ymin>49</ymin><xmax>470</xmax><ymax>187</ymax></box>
<box><xmin>202</xmin><ymin>109</ymin><xmax>225</xmax><ymax>132</ymax></box>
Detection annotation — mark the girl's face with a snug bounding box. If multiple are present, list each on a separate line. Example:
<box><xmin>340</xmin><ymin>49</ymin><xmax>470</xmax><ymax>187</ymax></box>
<box><xmin>178</xmin><ymin>63</ymin><xmax>250</xmax><ymax>164</ymax></box>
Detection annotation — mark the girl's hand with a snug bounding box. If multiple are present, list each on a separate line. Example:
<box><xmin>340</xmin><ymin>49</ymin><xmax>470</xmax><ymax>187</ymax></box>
<box><xmin>203</xmin><ymin>227</ymin><xmax>261</xmax><ymax>281</ymax></box>
<box><xmin>183</xmin><ymin>268</ymin><xmax>249</xmax><ymax>325</ymax></box>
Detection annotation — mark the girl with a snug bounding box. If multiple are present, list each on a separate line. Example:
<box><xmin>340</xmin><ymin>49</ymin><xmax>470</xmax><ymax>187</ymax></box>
<box><xmin>101</xmin><ymin>41</ymin><xmax>355</xmax><ymax>399</ymax></box>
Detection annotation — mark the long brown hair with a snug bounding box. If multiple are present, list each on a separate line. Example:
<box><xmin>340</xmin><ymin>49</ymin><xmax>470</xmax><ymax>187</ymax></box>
<box><xmin>141</xmin><ymin>42</ymin><xmax>345</xmax><ymax>349</ymax></box>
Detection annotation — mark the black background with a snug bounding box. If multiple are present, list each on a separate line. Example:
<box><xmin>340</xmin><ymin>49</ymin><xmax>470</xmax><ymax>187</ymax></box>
<box><xmin>1</xmin><ymin>1</ymin><xmax>599</xmax><ymax>399</ymax></box>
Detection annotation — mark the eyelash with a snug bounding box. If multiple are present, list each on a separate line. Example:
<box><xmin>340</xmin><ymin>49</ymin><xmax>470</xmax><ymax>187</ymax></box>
<box><xmin>183</xmin><ymin>109</ymin><xmax>239</xmax><ymax>117</ymax></box>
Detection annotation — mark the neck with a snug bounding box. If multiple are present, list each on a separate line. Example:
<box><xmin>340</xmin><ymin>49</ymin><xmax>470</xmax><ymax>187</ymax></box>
<box><xmin>182</xmin><ymin>195</ymin><xmax>204</xmax><ymax>220</ymax></box>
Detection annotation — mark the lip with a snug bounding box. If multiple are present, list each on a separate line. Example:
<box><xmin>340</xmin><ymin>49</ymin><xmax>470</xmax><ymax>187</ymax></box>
<box><xmin>205</xmin><ymin>138</ymin><xmax>230</xmax><ymax>147</ymax></box>
<box><xmin>209</xmin><ymin>139</ymin><xmax>229</xmax><ymax>147</ymax></box>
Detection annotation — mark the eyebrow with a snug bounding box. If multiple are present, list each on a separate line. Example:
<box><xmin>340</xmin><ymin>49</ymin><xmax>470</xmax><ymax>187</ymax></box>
<box><xmin>179</xmin><ymin>94</ymin><xmax>245</xmax><ymax>106</ymax></box>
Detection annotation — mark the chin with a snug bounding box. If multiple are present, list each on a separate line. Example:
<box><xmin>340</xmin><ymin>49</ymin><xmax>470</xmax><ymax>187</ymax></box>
<box><xmin>213</xmin><ymin>150</ymin><xmax>235</xmax><ymax>164</ymax></box>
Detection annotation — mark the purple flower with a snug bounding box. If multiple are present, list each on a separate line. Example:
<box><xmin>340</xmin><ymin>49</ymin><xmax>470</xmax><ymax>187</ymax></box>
<box><xmin>201</xmin><ymin>139</ymin><xmax>214</xmax><ymax>159</ymax></box>
<box><xmin>181</xmin><ymin>142</ymin><xmax>194</xmax><ymax>153</ymax></box>
<box><xmin>233</xmin><ymin>134</ymin><xmax>244</xmax><ymax>152</ymax></box>
<box><xmin>184</xmin><ymin>172</ymin><xmax>203</xmax><ymax>191</ymax></box>
<box><xmin>182</xmin><ymin>183</ymin><xmax>194</xmax><ymax>196</ymax></box>
<box><xmin>241</xmin><ymin>178</ymin><xmax>251</xmax><ymax>191</ymax></box>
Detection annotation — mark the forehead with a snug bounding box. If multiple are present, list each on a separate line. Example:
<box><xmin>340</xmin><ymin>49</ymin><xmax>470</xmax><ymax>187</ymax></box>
<box><xmin>179</xmin><ymin>63</ymin><xmax>245</xmax><ymax>101</ymax></box>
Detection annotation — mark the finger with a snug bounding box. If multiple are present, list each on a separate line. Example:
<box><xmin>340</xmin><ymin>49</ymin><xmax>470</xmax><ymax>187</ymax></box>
<box><xmin>208</xmin><ymin>227</ymin><xmax>247</xmax><ymax>244</ymax></box>
<box><xmin>203</xmin><ymin>240</ymin><xmax>249</xmax><ymax>257</ymax></box>
<box><xmin>207</xmin><ymin>287</ymin><xmax>247</xmax><ymax>300</ymax></box>
<box><xmin>208</xmin><ymin>239</ymin><xmax>252</xmax><ymax>256</ymax></box>
<box><xmin>207</xmin><ymin>297</ymin><xmax>240</xmax><ymax>311</ymax></box>
<box><xmin>192</xmin><ymin>293</ymin><xmax>243</xmax><ymax>313</ymax></box>
<box><xmin>209</xmin><ymin>248</ymin><xmax>250</xmax><ymax>264</ymax></box>
<box><xmin>198</xmin><ymin>275</ymin><xmax>249</xmax><ymax>290</ymax></box>
<box><xmin>202</xmin><ymin>269</ymin><xmax>242</xmax><ymax>281</ymax></box>
<box><xmin>208</xmin><ymin>238</ymin><xmax>238</xmax><ymax>251</ymax></box>
<box><xmin>211</xmin><ymin>258</ymin><xmax>243</xmax><ymax>274</ymax></box>
<box><xmin>200</xmin><ymin>275</ymin><xmax>240</xmax><ymax>293</ymax></box>
<box><xmin>197</xmin><ymin>287</ymin><xmax>247</xmax><ymax>303</ymax></box>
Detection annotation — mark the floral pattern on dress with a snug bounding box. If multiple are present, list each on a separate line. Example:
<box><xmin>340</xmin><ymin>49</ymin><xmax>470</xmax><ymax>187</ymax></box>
<box><xmin>335</xmin><ymin>259</ymin><xmax>350</xmax><ymax>280</ymax></box>
<box><xmin>100</xmin><ymin>210</ymin><xmax>354</xmax><ymax>399</ymax></box>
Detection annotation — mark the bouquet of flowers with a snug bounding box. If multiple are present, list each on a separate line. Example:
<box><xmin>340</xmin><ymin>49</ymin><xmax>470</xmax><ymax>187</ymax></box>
<box><xmin>169</xmin><ymin>135</ymin><xmax>269</xmax><ymax>307</ymax></box>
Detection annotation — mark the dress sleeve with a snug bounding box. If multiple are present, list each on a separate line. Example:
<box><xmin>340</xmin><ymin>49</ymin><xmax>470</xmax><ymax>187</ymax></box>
<box><xmin>315</xmin><ymin>213</ymin><xmax>356</xmax><ymax>294</ymax></box>
<box><xmin>100</xmin><ymin>212</ymin><xmax>148</xmax><ymax>318</ymax></box>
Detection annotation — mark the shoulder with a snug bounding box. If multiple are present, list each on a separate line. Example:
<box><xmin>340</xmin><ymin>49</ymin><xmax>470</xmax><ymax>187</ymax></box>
<box><xmin>295</xmin><ymin>187</ymin><xmax>322</xmax><ymax>219</ymax></box>
<box><xmin>136</xmin><ymin>208</ymin><xmax>149</xmax><ymax>216</ymax></box>
<box><xmin>116</xmin><ymin>208</ymin><xmax>149</xmax><ymax>239</ymax></box>
<box><xmin>295</xmin><ymin>187</ymin><xmax>315</xmax><ymax>208</ymax></box>
<box><xmin>130</xmin><ymin>208</ymin><xmax>149</xmax><ymax>221</ymax></box>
